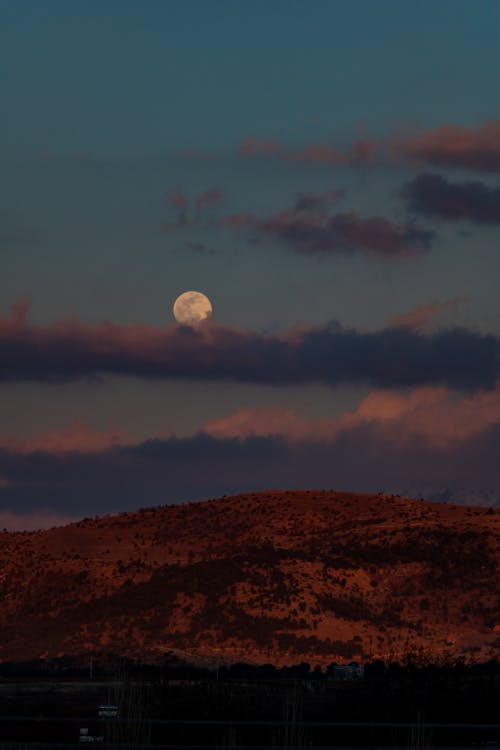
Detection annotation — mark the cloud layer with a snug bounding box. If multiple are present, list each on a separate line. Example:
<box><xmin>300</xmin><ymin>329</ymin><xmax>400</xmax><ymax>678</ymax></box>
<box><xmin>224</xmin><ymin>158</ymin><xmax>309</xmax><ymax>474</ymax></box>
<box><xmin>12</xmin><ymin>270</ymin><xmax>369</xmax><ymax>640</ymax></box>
<box><xmin>205</xmin><ymin>384</ymin><xmax>500</xmax><ymax>449</ymax></box>
<box><xmin>1</xmin><ymin>304</ymin><xmax>499</xmax><ymax>390</ymax></box>
<box><xmin>2</xmin><ymin>385</ymin><xmax>500</xmax><ymax>523</ymax></box>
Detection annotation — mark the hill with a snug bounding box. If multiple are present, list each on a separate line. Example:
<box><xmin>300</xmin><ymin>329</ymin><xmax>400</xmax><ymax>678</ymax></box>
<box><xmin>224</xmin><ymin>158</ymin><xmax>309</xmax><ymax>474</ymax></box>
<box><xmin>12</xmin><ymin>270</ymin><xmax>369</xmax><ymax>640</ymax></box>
<box><xmin>0</xmin><ymin>490</ymin><xmax>499</xmax><ymax>666</ymax></box>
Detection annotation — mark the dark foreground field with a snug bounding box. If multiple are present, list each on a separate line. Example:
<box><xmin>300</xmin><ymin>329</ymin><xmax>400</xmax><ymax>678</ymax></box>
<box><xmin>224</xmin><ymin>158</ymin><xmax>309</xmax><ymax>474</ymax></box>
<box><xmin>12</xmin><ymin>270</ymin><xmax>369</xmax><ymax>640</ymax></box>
<box><xmin>0</xmin><ymin>659</ymin><xmax>499</xmax><ymax>748</ymax></box>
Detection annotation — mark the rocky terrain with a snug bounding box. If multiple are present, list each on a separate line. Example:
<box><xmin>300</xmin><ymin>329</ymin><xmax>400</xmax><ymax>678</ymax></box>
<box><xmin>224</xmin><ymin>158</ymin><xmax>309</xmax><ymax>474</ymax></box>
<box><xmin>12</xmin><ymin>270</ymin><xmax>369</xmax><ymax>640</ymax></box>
<box><xmin>0</xmin><ymin>490</ymin><xmax>498</xmax><ymax>665</ymax></box>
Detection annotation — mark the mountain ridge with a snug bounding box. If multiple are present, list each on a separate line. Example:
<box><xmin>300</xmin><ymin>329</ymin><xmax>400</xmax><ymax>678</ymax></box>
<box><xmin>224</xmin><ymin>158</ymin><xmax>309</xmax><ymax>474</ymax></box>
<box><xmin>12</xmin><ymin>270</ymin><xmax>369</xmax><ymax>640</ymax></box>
<box><xmin>1</xmin><ymin>490</ymin><xmax>499</xmax><ymax>666</ymax></box>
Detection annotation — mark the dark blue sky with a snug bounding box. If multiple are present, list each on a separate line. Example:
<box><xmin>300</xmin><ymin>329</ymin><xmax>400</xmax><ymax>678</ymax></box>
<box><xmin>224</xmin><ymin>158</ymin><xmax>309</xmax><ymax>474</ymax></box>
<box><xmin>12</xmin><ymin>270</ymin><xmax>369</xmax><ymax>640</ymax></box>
<box><xmin>1</xmin><ymin>0</ymin><xmax>500</xmax><ymax>526</ymax></box>
<box><xmin>1</xmin><ymin>0</ymin><xmax>499</xmax><ymax>157</ymax></box>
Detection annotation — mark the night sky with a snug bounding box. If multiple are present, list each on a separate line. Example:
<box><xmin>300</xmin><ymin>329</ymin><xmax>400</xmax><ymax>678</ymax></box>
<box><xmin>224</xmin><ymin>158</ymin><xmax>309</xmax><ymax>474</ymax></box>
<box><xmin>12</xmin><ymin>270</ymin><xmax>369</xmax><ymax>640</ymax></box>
<box><xmin>1</xmin><ymin>0</ymin><xmax>500</xmax><ymax>528</ymax></box>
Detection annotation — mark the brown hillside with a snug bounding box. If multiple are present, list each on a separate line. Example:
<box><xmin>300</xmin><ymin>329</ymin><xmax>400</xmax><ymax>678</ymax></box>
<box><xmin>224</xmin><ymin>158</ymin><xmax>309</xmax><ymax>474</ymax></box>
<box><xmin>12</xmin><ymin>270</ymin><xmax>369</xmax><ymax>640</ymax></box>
<box><xmin>0</xmin><ymin>490</ymin><xmax>499</xmax><ymax>666</ymax></box>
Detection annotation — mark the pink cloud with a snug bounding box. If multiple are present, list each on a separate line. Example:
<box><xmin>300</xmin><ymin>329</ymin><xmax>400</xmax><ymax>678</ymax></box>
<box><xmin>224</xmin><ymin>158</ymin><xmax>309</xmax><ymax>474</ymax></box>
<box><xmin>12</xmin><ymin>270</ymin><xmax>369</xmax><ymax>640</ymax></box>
<box><xmin>237</xmin><ymin>121</ymin><xmax>500</xmax><ymax>171</ymax></box>
<box><xmin>344</xmin><ymin>386</ymin><xmax>500</xmax><ymax>447</ymax></box>
<box><xmin>388</xmin><ymin>298</ymin><xmax>462</xmax><ymax>332</ymax></box>
<box><xmin>7</xmin><ymin>385</ymin><xmax>500</xmax><ymax>461</ymax></box>
<box><xmin>204</xmin><ymin>383</ymin><xmax>500</xmax><ymax>449</ymax></box>
<box><xmin>205</xmin><ymin>405</ymin><xmax>335</xmax><ymax>442</ymax></box>
<box><xmin>0</xmin><ymin>421</ymin><xmax>134</xmax><ymax>455</ymax></box>
<box><xmin>399</xmin><ymin>120</ymin><xmax>500</xmax><ymax>171</ymax></box>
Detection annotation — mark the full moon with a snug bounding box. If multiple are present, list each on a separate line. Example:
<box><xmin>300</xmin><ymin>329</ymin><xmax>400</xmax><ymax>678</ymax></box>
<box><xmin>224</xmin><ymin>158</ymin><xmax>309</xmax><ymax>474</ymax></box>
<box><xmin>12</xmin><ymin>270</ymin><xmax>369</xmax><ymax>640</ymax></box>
<box><xmin>173</xmin><ymin>290</ymin><xmax>213</xmax><ymax>326</ymax></box>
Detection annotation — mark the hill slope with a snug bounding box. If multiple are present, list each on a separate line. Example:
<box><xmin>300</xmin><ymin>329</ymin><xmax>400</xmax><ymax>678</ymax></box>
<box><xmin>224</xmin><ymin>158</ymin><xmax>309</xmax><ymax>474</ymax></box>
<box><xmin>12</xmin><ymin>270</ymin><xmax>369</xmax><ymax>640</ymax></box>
<box><xmin>0</xmin><ymin>490</ymin><xmax>499</xmax><ymax>665</ymax></box>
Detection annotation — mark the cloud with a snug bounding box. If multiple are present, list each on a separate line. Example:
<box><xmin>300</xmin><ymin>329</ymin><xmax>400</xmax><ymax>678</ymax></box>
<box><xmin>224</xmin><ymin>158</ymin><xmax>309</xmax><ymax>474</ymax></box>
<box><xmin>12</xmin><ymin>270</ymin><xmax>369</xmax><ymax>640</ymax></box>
<box><xmin>2</xmin><ymin>395</ymin><xmax>500</xmax><ymax>519</ymax></box>
<box><xmin>388</xmin><ymin>298</ymin><xmax>461</xmax><ymax>333</ymax></box>
<box><xmin>5</xmin><ymin>381</ymin><xmax>500</xmax><ymax>461</ymax></box>
<box><xmin>237</xmin><ymin>137</ymin><xmax>376</xmax><ymax>165</ymax></box>
<box><xmin>163</xmin><ymin>184</ymin><xmax>431</xmax><ymax>259</ymax></box>
<box><xmin>237</xmin><ymin>121</ymin><xmax>500</xmax><ymax>172</ymax></box>
<box><xmin>0</xmin><ymin>302</ymin><xmax>499</xmax><ymax>391</ymax></box>
<box><xmin>223</xmin><ymin>192</ymin><xmax>434</xmax><ymax>258</ymax></box>
<box><xmin>165</xmin><ymin>185</ymin><xmax>224</xmax><ymax>227</ymax></box>
<box><xmin>204</xmin><ymin>384</ymin><xmax>500</xmax><ymax>449</ymax></box>
<box><xmin>0</xmin><ymin>421</ymin><xmax>133</xmax><ymax>455</ymax></box>
<box><xmin>403</xmin><ymin>173</ymin><xmax>500</xmax><ymax>223</ymax></box>
<box><xmin>205</xmin><ymin>405</ymin><xmax>335</xmax><ymax>442</ymax></box>
<box><xmin>308</xmin><ymin>213</ymin><xmax>432</xmax><ymax>257</ymax></box>
<box><xmin>399</xmin><ymin>120</ymin><xmax>500</xmax><ymax>171</ymax></box>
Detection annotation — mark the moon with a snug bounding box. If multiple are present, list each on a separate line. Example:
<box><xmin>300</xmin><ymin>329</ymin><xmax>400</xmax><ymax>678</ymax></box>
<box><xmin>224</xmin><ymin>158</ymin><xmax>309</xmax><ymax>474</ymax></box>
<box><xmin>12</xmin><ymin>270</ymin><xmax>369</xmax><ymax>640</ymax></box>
<box><xmin>173</xmin><ymin>290</ymin><xmax>213</xmax><ymax>326</ymax></box>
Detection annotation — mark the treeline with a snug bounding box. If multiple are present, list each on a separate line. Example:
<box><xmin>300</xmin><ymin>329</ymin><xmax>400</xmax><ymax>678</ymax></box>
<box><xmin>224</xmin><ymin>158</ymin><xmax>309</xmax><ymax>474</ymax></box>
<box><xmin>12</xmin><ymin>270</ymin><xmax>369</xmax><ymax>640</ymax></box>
<box><xmin>1</xmin><ymin>652</ymin><xmax>499</xmax><ymax>684</ymax></box>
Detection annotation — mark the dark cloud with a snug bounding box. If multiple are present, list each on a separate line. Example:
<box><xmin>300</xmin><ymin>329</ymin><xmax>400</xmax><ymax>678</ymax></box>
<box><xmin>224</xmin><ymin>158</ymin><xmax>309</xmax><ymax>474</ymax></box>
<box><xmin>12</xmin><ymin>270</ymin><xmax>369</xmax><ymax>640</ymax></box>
<box><xmin>164</xmin><ymin>185</ymin><xmax>431</xmax><ymax>258</ymax></box>
<box><xmin>1</xmin><ymin>421</ymin><xmax>500</xmax><ymax>520</ymax></box>
<box><xmin>0</xmin><ymin>304</ymin><xmax>498</xmax><ymax>390</ymax></box>
<box><xmin>403</xmin><ymin>173</ymin><xmax>500</xmax><ymax>224</ymax></box>
<box><xmin>258</xmin><ymin>210</ymin><xmax>433</xmax><ymax>257</ymax></box>
<box><xmin>223</xmin><ymin>193</ymin><xmax>434</xmax><ymax>258</ymax></box>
